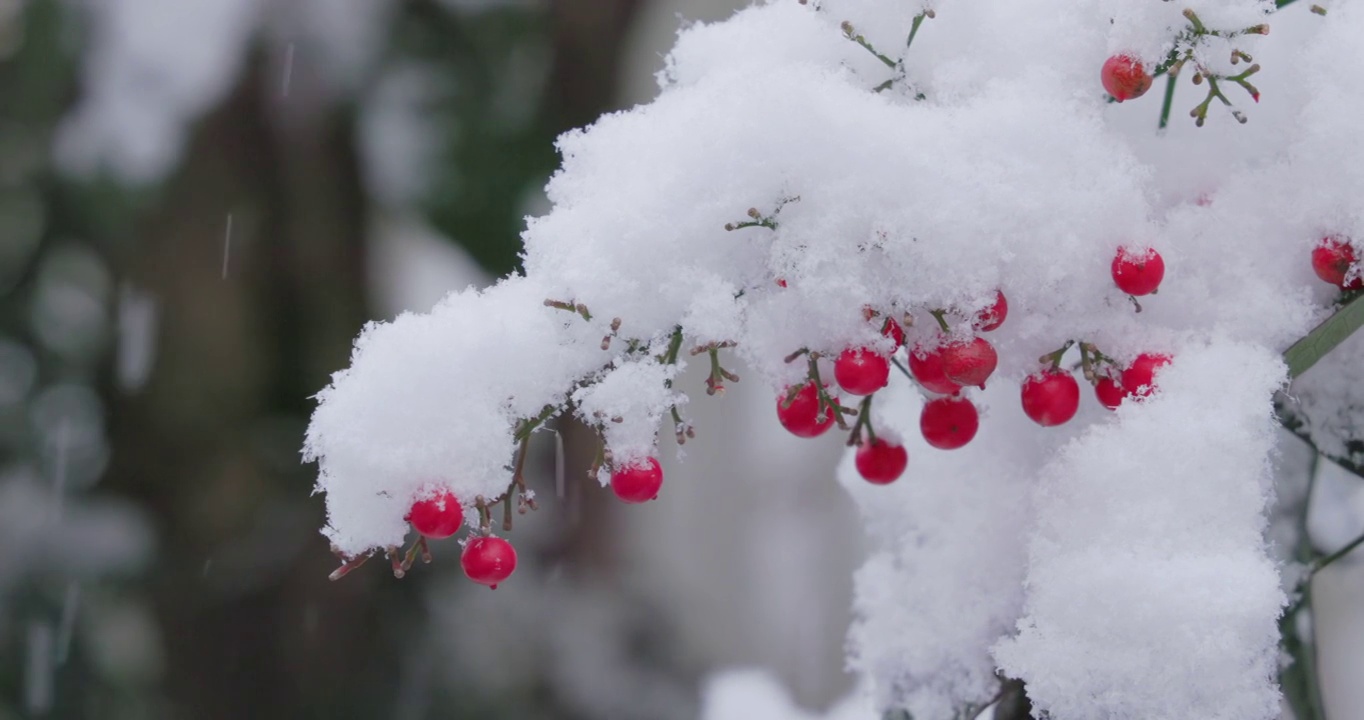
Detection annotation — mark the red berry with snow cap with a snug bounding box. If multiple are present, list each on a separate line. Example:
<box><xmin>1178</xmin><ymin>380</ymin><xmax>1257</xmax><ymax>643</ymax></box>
<box><xmin>610</xmin><ymin>457</ymin><xmax>663</xmax><ymax>504</ymax></box>
<box><xmin>1101</xmin><ymin>54</ymin><xmax>1153</xmax><ymax>102</ymax></box>
<box><xmin>855</xmin><ymin>439</ymin><xmax>908</xmax><ymax>485</ymax></box>
<box><xmin>1021</xmin><ymin>370</ymin><xmax>1081</xmax><ymax>427</ymax></box>
<box><xmin>461</xmin><ymin>536</ymin><xmax>517</xmax><ymax>589</ymax></box>
<box><xmin>973</xmin><ymin>290</ymin><xmax>1009</xmax><ymax>332</ymax></box>
<box><xmin>1122</xmin><ymin>353</ymin><xmax>1172</xmax><ymax>399</ymax></box>
<box><xmin>776</xmin><ymin>384</ymin><xmax>835</xmax><ymax>438</ymax></box>
<box><xmin>1312</xmin><ymin>236</ymin><xmax>1362</xmax><ymax>290</ymax></box>
<box><xmin>407</xmin><ymin>489</ymin><xmax>465</xmax><ymax>539</ymax></box>
<box><xmin>941</xmin><ymin>338</ymin><xmax>998</xmax><ymax>389</ymax></box>
<box><xmin>834</xmin><ymin>348</ymin><xmax>890</xmax><ymax>396</ymax></box>
<box><xmin>919</xmin><ymin>395</ymin><xmax>979</xmax><ymax>450</ymax></box>
<box><xmin>1112</xmin><ymin>247</ymin><xmax>1165</xmax><ymax>296</ymax></box>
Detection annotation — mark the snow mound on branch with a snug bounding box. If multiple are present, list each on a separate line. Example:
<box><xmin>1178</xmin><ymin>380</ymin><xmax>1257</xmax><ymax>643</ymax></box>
<box><xmin>305</xmin><ymin>0</ymin><xmax>1359</xmax><ymax>716</ymax></box>
<box><xmin>573</xmin><ymin>358</ymin><xmax>683</xmax><ymax>475</ymax></box>
<box><xmin>993</xmin><ymin>341</ymin><xmax>1287</xmax><ymax>720</ymax></box>
<box><xmin>304</xmin><ymin>276</ymin><xmax>616</xmax><ymax>555</ymax></box>
<box><xmin>312</xmin><ymin>0</ymin><xmax>1169</xmax><ymax>555</ymax></box>
<box><xmin>838</xmin><ymin>376</ymin><xmax>1044</xmax><ymax>717</ymax></box>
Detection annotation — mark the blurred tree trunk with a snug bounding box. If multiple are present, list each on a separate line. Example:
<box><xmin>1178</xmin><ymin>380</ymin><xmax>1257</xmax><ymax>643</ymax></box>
<box><xmin>102</xmin><ymin>54</ymin><xmax>389</xmax><ymax>719</ymax></box>
<box><xmin>100</xmin><ymin>2</ymin><xmax>649</xmax><ymax>717</ymax></box>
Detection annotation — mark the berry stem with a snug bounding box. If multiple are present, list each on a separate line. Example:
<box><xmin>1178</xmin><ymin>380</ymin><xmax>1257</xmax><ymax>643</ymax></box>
<box><xmin>705</xmin><ymin>346</ymin><xmax>740</xmax><ymax>395</ymax></box>
<box><xmin>842</xmin><ymin>21</ymin><xmax>897</xmax><ymax>69</ymax></box>
<box><xmin>1182</xmin><ymin>8</ymin><xmax>1208</xmax><ymax>34</ymax></box>
<box><xmin>474</xmin><ymin>496</ymin><xmax>493</xmax><ymax>535</ymax></box>
<box><xmin>1038</xmin><ymin>340</ymin><xmax>1075</xmax><ymax>370</ymax></box>
<box><xmin>929</xmin><ymin>309</ymin><xmax>951</xmax><ymax>332</ymax></box>
<box><xmin>543</xmin><ymin>298</ymin><xmax>592</xmax><ymax>321</ymax></box>
<box><xmin>890</xmin><ymin>356</ymin><xmax>913</xmax><ymax>381</ymax></box>
<box><xmin>846</xmin><ymin>394</ymin><xmax>878</xmax><ymax>447</ymax></box>
<box><xmin>807</xmin><ymin>354</ymin><xmax>855</xmax><ymax>429</ymax></box>
<box><xmin>327</xmin><ymin>550</ymin><xmax>372</xmax><ymax>582</ymax></box>
<box><xmin>905</xmin><ymin>10</ymin><xmax>930</xmax><ymax>52</ymax></box>
<box><xmin>1157</xmin><ymin>71</ymin><xmax>1178</xmax><ymax>130</ymax></box>
<box><xmin>1309</xmin><ymin>528</ymin><xmax>1364</xmax><ymax>577</ymax></box>
<box><xmin>587</xmin><ymin>438</ymin><xmax>604</xmax><ymax>480</ymax></box>
<box><xmin>400</xmin><ymin>537</ymin><xmax>424</xmax><ymax>574</ymax></box>
<box><xmin>514</xmin><ymin>404</ymin><xmax>559</xmax><ymax>442</ymax></box>
<box><xmin>725</xmin><ymin>196</ymin><xmax>798</xmax><ymax>231</ymax></box>
<box><xmin>658</xmin><ymin>326</ymin><xmax>694</xmax><ymax>442</ymax></box>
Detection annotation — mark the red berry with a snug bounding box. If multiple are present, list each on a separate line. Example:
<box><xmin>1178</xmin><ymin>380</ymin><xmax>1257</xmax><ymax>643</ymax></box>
<box><xmin>461</xmin><ymin>536</ymin><xmax>517</xmax><ymax>589</ymax></box>
<box><xmin>1312</xmin><ymin>236</ymin><xmax>1362</xmax><ymax>290</ymax></box>
<box><xmin>776</xmin><ymin>278</ymin><xmax>788</xmax><ymax>288</ymax></box>
<box><xmin>940</xmin><ymin>338</ymin><xmax>998</xmax><ymax>389</ymax></box>
<box><xmin>1101</xmin><ymin>54</ymin><xmax>1152</xmax><ymax>102</ymax></box>
<box><xmin>1020</xmin><ymin>370</ymin><xmax>1081</xmax><ymax>427</ymax></box>
<box><xmin>881</xmin><ymin>317</ymin><xmax>905</xmax><ymax>347</ymax></box>
<box><xmin>776</xmin><ymin>384</ymin><xmax>835</xmax><ymax>438</ymax></box>
<box><xmin>973</xmin><ymin>290</ymin><xmax>1009</xmax><ymax>332</ymax></box>
<box><xmin>908</xmin><ymin>343</ymin><xmax>963</xmax><ymax>395</ymax></box>
<box><xmin>610</xmin><ymin>457</ymin><xmax>663</xmax><ymax>504</ymax></box>
<box><xmin>1094</xmin><ymin>375</ymin><xmax>1125</xmax><ymax>410</ymax></box>
<box><xmin>919</xmin><ymin>395</ymin><xmax>979</xmax><ymax>450</ymax></box>
<box><xmin>834</xmin><ymin>348</ymin><xmax>890</xmax><ymax>396</ymax></box>
<box><xmin>855</xmin><ymin>439</ymin><xmax>908</xmax><ymax>485</ymax></box>
<box><xmin>1121</xmin><ymin>353</ymin><xmax>1172</xmax><ymax>399</ymax></box>
<box><xmin>1112</xmin><ymin>247</ymin><xmax>1165</xmax><ymax>296</ymax></box>
<box><xmin>407</xmin><ymin>489</ymin><xmax>465</xmax><ymax>539</ymax></box>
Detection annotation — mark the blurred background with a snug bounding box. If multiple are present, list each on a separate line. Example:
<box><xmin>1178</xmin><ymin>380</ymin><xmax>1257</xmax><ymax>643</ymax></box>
<box><xmin>3</xmin><ymin>1</ymin><xmax>1364</xmax><ymax>719</ymax></box>
<box><xmin>0</xmin><ymin>0</ymin><xmax>877</xmax><ymax>718</ymax></box>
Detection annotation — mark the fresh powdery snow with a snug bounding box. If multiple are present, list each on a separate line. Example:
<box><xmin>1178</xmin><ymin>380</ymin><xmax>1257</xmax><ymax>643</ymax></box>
<box><xmin>304</xmin><ymin>0</ymin><xmax>1364</xmax><ymax>717</ymax></box>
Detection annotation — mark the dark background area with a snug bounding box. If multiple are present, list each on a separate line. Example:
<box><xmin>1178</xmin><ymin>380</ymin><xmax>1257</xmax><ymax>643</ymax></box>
<box><xmin>0</xmin><ymin>2</ymin><xmax>720</xmax><ymax>717</ymax></box>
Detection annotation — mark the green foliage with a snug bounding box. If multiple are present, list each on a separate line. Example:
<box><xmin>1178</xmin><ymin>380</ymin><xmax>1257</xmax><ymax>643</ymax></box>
<box><xmin>394</xmin><ymin>1</ymin><xmax>560</xmax><ymax>276</ymax></box>
<box><xmin>1284</xmin><ymin>291</ymin><xmax>1364</xmax><ymax>379</ymax></box>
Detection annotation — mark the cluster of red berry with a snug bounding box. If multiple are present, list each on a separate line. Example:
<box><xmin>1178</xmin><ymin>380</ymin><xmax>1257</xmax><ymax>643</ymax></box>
<box><xmin>1100</xmin><ymin>9</ymin><xmax>1270</xmax><ymax>126</ymax></box>
<box><xmin>404</xmin><ymin>490</ymin><xmax>517</xmax><ymax>589</ymax></box>
<box><xmin>776</xmin><ymin>248</ymin><xmax>1172</xmax><ymax>486</ymax></box>
<box><xmin>385</xmin><ymin>456</ymin><xmax>665</xmax><ymax>590</ymax></box>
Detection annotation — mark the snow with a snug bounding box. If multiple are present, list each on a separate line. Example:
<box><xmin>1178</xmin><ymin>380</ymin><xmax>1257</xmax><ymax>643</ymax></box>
<box><xmin>304</xmin><ymin>0</ymin><xmax>1364</xmax><ymax>715</ymax></box>
<box><xmin>572</xmin><ymin>358</ymin><xmax>682</xmax><ymax>474</ymax></box>
<box><xmin>838</xmin><ymin>374</ymin><xmax>1040</xmax><ymax>717</ymax></box>
<box><xmin>993</xmin><ymin>341</ymin><xmax>1287</xmax><ymax>720</ymax></box>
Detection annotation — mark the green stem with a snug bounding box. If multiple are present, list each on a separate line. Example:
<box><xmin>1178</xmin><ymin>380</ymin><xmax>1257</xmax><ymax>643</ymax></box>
<box><xmin>1157</xmin><ymin>72</ymin><xmax>1178</xmax><ymax>130</ymax></box>
<box><xmin>659</xmin><ymin>326</ymin><xmax>684</xmax><ymax>366</ymax></box>
<box><xmin>891</xmin><ymin>356</ymin><xmax>913</xmax><ymax>381</ymax></box>
<box><xmin>847</xmin><ymin>394</ymin><xmax>877</xmax><ymax>446</ymax></box>
<box><xmin>905</xmin><ymin>12</ymin><xmax>927</xmax><ymax>51</ymax></box>
<box><xmin>808</xmin><ymin>355</ymin><xmax>853</xmax><ymax>429</ymax></box>
<box><xmin>1312</xmin><ymin>528</ymin><xmax>1364</xmax><ymax>575</ymax></box>
<box><xmin>1283</xmin><ymin>291</ymin><xmax>1364</xmax><ymax>379</ymax></box>
<box><xmin>514</xmin><ymin>404</ymin><xmax>559</xmax><ymax>442</ymax></box>
<box><xmin>843</xmin><ymin>23</ymin><xmax>897</xmax><ymax>69</ymax></box>
<box><xmin>1280</xmin><ymin>452</ymin><xmax>1328</xmax><ymax>720</ymax></box>
<box><xmin>930</xmin><ymin>309</ymin><xmax>951</xmax><ymax>333</ymax></box>
<box><xmin>1039</xmin><ymin>340</ymin><xmax>1074</xmax><ymax>370</ymax></box>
